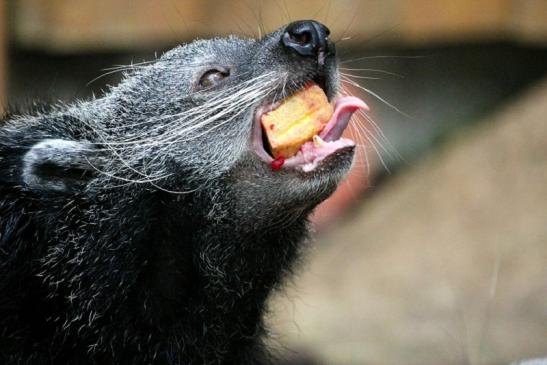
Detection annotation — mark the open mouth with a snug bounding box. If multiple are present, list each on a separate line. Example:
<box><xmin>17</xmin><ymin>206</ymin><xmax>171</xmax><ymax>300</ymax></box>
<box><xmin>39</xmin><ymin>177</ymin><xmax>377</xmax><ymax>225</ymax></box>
<box><xmin>253</xmin><ymin>82</ymin><xmax>368</xmax><ymax>172</ymax></box>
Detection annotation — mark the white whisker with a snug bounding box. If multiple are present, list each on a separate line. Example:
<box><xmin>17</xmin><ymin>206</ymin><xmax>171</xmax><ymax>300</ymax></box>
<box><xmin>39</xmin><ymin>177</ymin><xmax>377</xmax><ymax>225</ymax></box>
<box><xmin>341</xmin><ymin>75</ymin><xmax>411</xmax><ymax>118</ymax></box>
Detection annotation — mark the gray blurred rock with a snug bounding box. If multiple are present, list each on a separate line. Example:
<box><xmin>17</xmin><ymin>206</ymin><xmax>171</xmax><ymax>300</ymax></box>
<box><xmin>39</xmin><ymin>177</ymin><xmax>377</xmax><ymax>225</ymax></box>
<box><xmin>269</xmin><ymin>78</ymin><xmax>547</xmax><ymax>365</ymax></box>
<box><xmin>512</xmin><ymin>359</ymin><xmax>547</xmax><ymax>365</ymax></box>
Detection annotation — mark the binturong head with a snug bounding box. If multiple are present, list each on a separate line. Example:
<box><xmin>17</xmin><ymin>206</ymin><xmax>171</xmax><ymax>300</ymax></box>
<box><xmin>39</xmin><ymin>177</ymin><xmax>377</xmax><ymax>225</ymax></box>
<box><xmin>1</xmin><ymin>20</ymin><xmax>367</xmax><ymax>219</ymax></box>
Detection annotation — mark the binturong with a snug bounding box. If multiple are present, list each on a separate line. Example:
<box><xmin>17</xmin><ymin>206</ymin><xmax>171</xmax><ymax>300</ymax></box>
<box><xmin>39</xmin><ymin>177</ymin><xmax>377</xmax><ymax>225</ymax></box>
<box><xmin>0</xmin><ymin>20</ymin><xmax>367</xmax><ymax>364</ymax></box>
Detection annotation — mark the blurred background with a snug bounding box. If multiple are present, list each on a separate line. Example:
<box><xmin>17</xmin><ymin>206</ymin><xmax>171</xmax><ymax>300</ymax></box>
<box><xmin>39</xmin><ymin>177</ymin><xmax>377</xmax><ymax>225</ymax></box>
<box><xmin>1</xmin><ymin>1</ymin><xmax>546</xmax><ymax>364</ymax></box>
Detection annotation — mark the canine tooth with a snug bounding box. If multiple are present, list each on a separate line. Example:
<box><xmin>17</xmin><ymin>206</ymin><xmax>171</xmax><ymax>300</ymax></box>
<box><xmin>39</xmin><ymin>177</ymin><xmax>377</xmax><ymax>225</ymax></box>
<box><xmin>313</xmin><ymin>135</ymin><xmax>325</xmax><ymax>147</ymax></box>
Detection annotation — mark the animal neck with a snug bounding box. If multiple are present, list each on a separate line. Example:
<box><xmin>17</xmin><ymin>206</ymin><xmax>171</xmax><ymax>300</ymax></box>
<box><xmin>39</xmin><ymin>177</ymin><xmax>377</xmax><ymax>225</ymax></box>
<box><xmin>133</xmin><ymin>190</ymin><xmax>310</xmax><ymax>363</ymax></box>
<box><xmin>1</xmin><ymin>182</ymin><xmax>311</xmax><ymax>364</ymax></box>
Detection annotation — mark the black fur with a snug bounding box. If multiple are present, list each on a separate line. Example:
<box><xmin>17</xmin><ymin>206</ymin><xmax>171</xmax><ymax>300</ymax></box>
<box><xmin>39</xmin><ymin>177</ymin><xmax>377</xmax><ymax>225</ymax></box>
<box><xmin>0</xmin><ymin>22</ymin><xmax>353</xmax><ymax>364</ymax></box>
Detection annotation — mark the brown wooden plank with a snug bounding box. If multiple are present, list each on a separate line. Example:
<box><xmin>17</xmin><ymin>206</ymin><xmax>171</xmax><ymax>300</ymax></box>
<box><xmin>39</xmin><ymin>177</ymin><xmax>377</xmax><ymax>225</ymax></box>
<box><xmin>10</xmin><ymin>0</ymin><xmax>547</xmax><ymax>52</ymax></box>
<box><xmin>401</xmin><ymin>0</ymin><xmax>510</xmax><ymax>43</ymax></box>
<box><xmin>511</xmin><ymin>0</ymin><xmax>547</xmax><ymax>44</ymax></box>
<box><xmin>13</xmin><ymin>0</ymin><xmax>209</xmax><ymax>51</ymax></box>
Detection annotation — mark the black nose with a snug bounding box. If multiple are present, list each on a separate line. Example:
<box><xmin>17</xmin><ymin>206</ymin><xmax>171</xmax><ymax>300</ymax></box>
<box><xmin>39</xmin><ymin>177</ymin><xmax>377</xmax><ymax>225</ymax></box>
<box><xmin>282</xmin><ymin>20</ymin><xmax>333</xmax><ymax>61</ymax></box>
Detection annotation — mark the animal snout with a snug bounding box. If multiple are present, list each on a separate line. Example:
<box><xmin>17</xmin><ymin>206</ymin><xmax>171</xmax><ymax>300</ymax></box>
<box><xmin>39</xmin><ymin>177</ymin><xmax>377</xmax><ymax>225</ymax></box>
<box><xmin>281</xmin><ymin>20</ymin><xmax>334</xmax><ymax>65</ymax></box>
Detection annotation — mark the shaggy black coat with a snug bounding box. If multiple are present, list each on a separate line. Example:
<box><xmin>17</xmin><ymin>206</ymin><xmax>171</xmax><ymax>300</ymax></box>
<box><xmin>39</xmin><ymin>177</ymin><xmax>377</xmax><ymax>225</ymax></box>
<box><xmin>0</xmin><ymin>21</ymin><xmax>353</xmax><ymax>364</ymax></box>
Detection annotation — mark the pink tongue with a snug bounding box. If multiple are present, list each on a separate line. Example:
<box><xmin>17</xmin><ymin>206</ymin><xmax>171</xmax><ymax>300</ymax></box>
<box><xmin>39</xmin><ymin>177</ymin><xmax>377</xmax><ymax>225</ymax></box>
<box><xmin>320</xmin><ymin>96</ymin><xmax>369</xmax><ymax>142</ymax></box>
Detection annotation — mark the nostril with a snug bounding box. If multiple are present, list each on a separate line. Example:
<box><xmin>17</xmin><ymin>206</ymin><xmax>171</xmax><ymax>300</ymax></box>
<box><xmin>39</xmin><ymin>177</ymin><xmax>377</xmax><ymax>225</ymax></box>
<box><xmin>288</xmin><ymin>30</ymin><xmax>311</xmax><ymax>46</ymax></box>
<box><xmin>281</xmin><ymin>20</ymin><xmax>332</xmax><ymax>60</ymax></box>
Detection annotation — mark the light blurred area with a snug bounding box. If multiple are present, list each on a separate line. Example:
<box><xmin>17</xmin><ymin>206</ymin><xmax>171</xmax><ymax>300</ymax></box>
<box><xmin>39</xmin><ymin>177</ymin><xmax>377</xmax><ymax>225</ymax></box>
<box><xmin>269</xmin><ymin>78</ymin><xmax>547</xmax><ymax>365</ymax></box>
<box><xmin>1</xmin><ymin>1</ymin><xmax>547</xmax><ymax>364</ymax></box>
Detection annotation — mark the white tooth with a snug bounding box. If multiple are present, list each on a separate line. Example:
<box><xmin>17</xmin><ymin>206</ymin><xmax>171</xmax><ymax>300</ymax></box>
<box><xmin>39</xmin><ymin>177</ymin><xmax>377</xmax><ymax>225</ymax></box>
<box><xmin>313</xmin><ymin>135</ymin><xmax>325</xmax><ymax>147</ymax></box>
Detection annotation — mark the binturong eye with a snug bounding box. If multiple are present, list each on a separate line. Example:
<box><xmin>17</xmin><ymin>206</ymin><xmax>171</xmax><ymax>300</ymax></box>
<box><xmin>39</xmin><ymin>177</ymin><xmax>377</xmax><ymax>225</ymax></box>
<box><xmin>198</xmin><ymin>68</ymin><xmax>230</xmax><ymax>89</ymax></box>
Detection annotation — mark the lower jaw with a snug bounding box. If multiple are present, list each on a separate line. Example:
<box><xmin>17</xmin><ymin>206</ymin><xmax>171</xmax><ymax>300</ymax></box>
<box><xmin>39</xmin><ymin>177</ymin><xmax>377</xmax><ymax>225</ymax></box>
<box><xmin>280</xmin><ymin>138</ymin><xmax>356</xmax><ymax>172</ymax></box>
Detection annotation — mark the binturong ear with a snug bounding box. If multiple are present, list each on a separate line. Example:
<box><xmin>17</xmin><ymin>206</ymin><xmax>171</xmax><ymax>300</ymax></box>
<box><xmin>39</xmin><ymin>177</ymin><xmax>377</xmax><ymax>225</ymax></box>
<box><xmin>22</xmin><ymin>139</ymin><xmax>100</xmax><ymax>193</ymax></box>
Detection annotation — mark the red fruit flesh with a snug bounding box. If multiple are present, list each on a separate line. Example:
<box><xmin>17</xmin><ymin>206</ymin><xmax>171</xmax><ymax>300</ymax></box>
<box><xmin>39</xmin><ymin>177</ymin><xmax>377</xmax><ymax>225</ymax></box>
<box><xmin>271</xmin><ymin>157</ymin><xmax>285</xmax><ymax>171</ymax></box>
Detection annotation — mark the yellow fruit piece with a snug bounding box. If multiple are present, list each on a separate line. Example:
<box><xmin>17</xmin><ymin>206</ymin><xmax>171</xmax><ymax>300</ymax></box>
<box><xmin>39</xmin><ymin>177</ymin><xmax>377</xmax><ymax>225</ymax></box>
<box><xmin>261</xmin><ymin>84</ymin><xmax>333</xmax><ymax>158</ymax></box>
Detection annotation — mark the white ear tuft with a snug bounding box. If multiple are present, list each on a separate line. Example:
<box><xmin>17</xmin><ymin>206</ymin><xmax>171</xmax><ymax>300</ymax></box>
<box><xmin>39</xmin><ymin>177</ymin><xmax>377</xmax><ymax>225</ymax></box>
<box><xmin>22</xmin><ymin>139</ymin><xmax>98</xmax><ymax>192</ymax></box>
